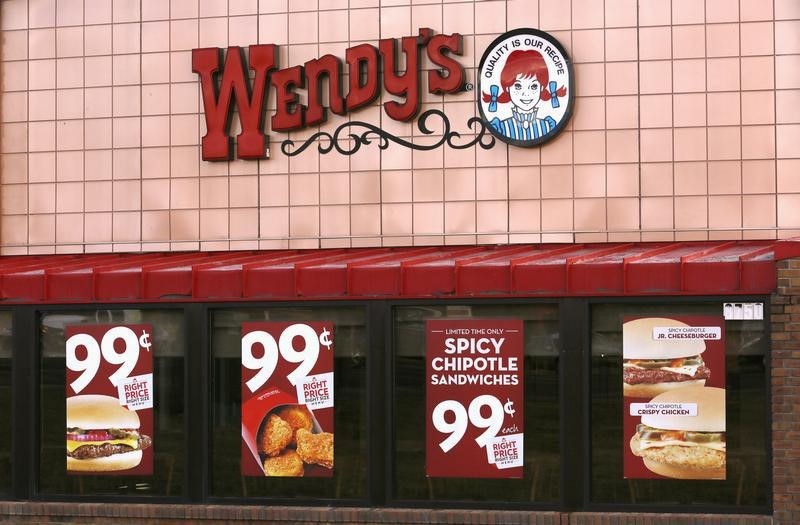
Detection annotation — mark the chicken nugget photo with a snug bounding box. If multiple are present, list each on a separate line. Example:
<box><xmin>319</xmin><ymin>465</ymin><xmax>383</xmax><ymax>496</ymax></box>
<box><xmin>263</xmin><ymin>449</ymin><xmax>305</xmax><ymax>477</ymax></box>
<box><xmin>257</xmin><ymin>414</ymin><xmax>293</xmax><ymax>457</ymax></box>
<box><xmin>275</xmin><ymin>404</ymin><xmax>314</xmax><ymax>445</ymax></box>
<box><xmin>296</xmin><ymin>428</ymin><xmax>334</xmax><ymax>469</ymax></box>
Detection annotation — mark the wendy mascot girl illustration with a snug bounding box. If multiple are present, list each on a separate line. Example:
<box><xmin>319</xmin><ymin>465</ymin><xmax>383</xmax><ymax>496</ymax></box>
<box><xmin>482</xmin><ymin>49</ymin><xmax>567</xmax><ymax>142</ymax></box>
<box><xmin>478</xmin><ymin>29</ymin><xmax>573</xmax><ymax>147</ymax></box>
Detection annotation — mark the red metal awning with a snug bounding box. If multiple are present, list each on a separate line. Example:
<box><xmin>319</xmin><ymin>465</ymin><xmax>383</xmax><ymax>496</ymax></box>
<box><xmin>0</xmin><ymin>240</ymin><xmax>792</xmax><ymax>303</ymax></box>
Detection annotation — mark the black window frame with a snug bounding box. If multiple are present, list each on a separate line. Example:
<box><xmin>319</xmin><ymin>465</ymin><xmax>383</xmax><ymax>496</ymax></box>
<box><xmin>582</xmin><ymin>295</ymin><xmax>773</xmax><ymax>514</ymax></box>
<box><xmin>204</xmin><ymin>300</ymin><xmax>374</xmax><ymax>506</ymax></box>
<box><xmin>15</xmin><ymin>303</ymin><xmax>191</xmax><ymax>504</ymax></box>
<box><xmin>386</xmin><ymin>298</ymin><xmax>566</xmax><ymax>510</ymax></box>
<box><xmin>0</xmin><ymin>309</ymin><xmax>12</xmax><ymax>498</ymax></box>
<box><xmin>0</xmin><ymin>296</ymin><xmax>771</xmax><ymax>515</ymax></box>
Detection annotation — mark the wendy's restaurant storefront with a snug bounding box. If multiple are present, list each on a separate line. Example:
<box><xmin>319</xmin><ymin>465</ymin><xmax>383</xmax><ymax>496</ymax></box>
<box><xmin>0</xmin><ymin>240</ymin><xmax>794</xmax><ymax>524</ymax></box>
<box><xmin>1</xmin><ymin>0</ymin><xmax>799</xmax><ymax>523</ymax></box>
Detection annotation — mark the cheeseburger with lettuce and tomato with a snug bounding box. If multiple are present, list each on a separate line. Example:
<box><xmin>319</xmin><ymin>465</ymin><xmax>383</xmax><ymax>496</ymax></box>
<box><xmin>66</xmin><ymin>394</ymin><xmax>152</xmax><ymax>472</ymax></box>
<box><xmin>623</xmin><ymin>317</ymin><xmax>711</xmax><ymax>398</ymax></box>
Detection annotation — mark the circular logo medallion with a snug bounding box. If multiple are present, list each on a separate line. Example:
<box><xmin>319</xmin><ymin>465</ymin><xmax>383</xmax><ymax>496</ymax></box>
<box><xmin>477</xmin><ymin>28</ymin><xmax>574</xmax><ymax>147</ymax></box>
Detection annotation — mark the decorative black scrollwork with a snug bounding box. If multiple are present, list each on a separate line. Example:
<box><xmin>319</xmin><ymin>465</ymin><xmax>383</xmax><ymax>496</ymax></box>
<box><xmin>280</xmin><ymin>109</ymin><xmax>495</xmax><ymax>157</ymax></box>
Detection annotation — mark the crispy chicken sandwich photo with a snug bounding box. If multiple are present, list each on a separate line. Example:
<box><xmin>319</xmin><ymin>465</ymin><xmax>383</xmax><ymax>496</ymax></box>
<box><xmin>66</xmin><ymin>394</ymin><xmax>152</xmax><ymax>472</ymax></box>
<box><xmin>623</xmin><ymin>317</ymin><xmax>711</xmax><ymax>398</ymax></box>
<box><xmin>629</xmin><ymin>386</ymin><xmax>725</xmax><ymax>479</ymax></box>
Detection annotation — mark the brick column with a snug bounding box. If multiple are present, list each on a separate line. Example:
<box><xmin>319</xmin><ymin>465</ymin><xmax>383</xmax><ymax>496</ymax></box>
<box><xmin>771</xmin><ymin>259</ymin><xmax>800</xmax><ymax>525</ymax></box>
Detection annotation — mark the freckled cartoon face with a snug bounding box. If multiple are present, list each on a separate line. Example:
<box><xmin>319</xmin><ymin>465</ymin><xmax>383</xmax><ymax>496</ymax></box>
<box><xmin>508</xmin><ymin>74</ymin><xmax>541</xmax><ymax>112</ymax></box>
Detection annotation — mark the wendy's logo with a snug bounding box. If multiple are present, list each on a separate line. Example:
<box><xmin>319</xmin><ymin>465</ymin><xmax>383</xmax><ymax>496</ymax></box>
<box><xmin>478</xmin><ymin>29</ymin><xmax>574</xmax><ymax>147</ymax></box>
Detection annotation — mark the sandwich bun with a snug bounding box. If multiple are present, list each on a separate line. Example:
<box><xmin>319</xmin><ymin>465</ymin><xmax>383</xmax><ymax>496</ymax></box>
<box><xmin>623</xmin><ymin>317</ymin><xmax>706</xmax><ymax>360</ymax></box>
<box><xmin>642</xmin><ymin>386</ymin><xmax>725</xmax><ymax>432</ymax></box>
<box><xmin>67</xmin><ymin>394</ymin><xmax>140</xmax><ymax>430</ymax></box>
<box><xmin>631</xmin><ymin>386</ymin><xmax>726</xmax><ymax>480</ymax></box>
<box><xmin>66</xmin><ymin>450</ymin><xmax>143</xmax><ymax>472</ymax></box>
<box><xmin>642</xmin><ymin>457</ymin><xmax>725</xmax><ymax>480</ymax></box>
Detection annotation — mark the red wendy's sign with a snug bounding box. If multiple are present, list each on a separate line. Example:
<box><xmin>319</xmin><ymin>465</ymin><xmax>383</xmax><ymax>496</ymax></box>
<box><xmin>241</xmin><ymin>321</ymin><xmax>335</xmax><ymax>477</ymax></box>
<box><xmin>192</xmin><ymin>28</ymin><xmax>465</xmax><ymax>161</ymax></box>
<box><xmin>65</xmin><ymin>324</ymin><xmax>155</xmax><ymax>475</ymax></box>
<box><xmin>426</xmin><ymin>319</ymin><xmax>524</xmax><ymax>478</ymax></box>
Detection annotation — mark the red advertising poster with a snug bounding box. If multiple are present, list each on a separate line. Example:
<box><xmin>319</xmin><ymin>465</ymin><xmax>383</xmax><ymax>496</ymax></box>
<box><xmin>622</xmin><ymin>316</ymin><xmax>726</xmax><ymax>480</ymax></box>
<box><xmin>65</xmin><ymin>324</ymin><xmax>155</xmax><ymax>475</ymax></box>
<box><xmin>426</xmin><ymin>319</ymin><xmax>524</xmax><ymax>478</ymax></box>
<box><xmin>241</xmin><ymin>322</ymin><xmax>334</xmax><ymax>477</ymax></box>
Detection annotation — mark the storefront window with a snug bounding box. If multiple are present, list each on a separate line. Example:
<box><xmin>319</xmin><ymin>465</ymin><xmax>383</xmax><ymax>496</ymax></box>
<box><xmin>393</xmin><ymin>303</ymin><xmax>560</xmax><ymax>503</ymax></box>
<box><xmin>210</xmin><ymin>306</ymin><xmax>367</xmax><ymax>499</ymax></box>
<box><xmin>3</xmin><ymin>297</ymin><xmax>769</xmax><ymax>511</ymax></box>
<box><xmin>38</xmin><ymin>309</ymin><xmax>185</xmax><ymax>496</ymax></box>
<box><xmin>0</xmin><ymin>312</ymin><xmax>11</xmax><ymax>496</ymax></box>
<box><xmin>590</xmin><ymin>302</ymin><xmax>769</xmax><ymax>508</ymax></box>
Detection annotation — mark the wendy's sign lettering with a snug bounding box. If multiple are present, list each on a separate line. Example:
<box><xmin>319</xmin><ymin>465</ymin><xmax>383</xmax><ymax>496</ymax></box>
<box><xmin>192</xmin><ymin>28</ymin><xmax>465</xmax><ymax>161</ymax></box>
<box><xmin>192</xmin><ymin>28</ymin><xmax>573</xmax><ymax>161</ymax></box>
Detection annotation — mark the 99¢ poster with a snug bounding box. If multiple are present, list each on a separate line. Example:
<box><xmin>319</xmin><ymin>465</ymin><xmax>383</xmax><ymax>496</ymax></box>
<box><xmin>65</xmin><ymin>324</ymin><xmax>155</xmax><ymax>475</ymax></box>
<box><xmin>426</xmin><ymin>319</ymin><xmax>524</xmax><ymax>478</ymax></box>
<box><xmin>623</xmin><ymin>316</ymin><xmax>726</xmax><ymax>480</ymax></box>
<box><xmin>241</xmin><ymin>321</ymin><xmax>334</xmax><ymax>477</ymax></box>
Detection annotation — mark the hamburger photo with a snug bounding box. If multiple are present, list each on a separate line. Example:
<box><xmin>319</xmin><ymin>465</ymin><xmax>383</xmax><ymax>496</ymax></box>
<box><xmin>623</xmin><ymin>317</ymin><xmax>711</xmax><ymax>398</ymax></box>
<box><xmin>66</xmin><ymin>394</ymin><xmax>152</xmax><ymax>472</ymax></box>
<box><xmin>629</xmin><ymin>386</ymin><xmax>726</xmax><ymax>480</ymax></box>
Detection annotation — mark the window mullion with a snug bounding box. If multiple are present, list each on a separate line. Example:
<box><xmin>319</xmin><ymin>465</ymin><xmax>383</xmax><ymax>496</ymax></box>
<box><xmin>12</xmin><ymin>306</ymin><xmax>37</xmax><ymax>499</ymax></box>
<box><xmin>559</xmin><ymin>298</ymin><xmax>587</xmax><ymax>510</ymax></box>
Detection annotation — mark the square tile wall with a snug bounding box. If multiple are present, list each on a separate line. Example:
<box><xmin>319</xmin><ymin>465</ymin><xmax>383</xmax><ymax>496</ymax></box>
<box><xmin>0</xmin><ymin>0</ymin><xmax>797</xmax><ymax>252</ymax></box>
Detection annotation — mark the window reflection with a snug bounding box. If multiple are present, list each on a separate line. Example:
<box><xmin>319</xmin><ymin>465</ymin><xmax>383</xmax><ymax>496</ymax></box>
<box><xmin>210</xmin><ymin>307</ymin><xmax>367</xmax><ymax>500</ymax></box>
<box><xmin>590</xmin><ymin>303</ymin><xmax>768</xmax><ymax>507</ymax></box>
<box><xmin>38</xmin><ymin>309</ymin><xmax>185</xmax><ymax>497</ymax></box>
<box><xmin>393</xmin><ymin>304</ymin><xmax>560</xmax><ymax>503</ymax></box>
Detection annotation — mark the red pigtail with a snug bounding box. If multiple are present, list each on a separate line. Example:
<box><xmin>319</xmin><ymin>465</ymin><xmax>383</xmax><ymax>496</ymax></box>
<box><xmin>540</xmin><ymin>85</ymin><xmax>567</xmax><ymax>102</ymax></box>
<box><xmin>482</xmin><ymin>90</ymin><xmax>511</xmax><ymax>104</ymax></box>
